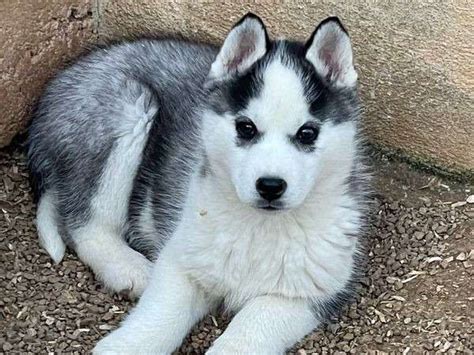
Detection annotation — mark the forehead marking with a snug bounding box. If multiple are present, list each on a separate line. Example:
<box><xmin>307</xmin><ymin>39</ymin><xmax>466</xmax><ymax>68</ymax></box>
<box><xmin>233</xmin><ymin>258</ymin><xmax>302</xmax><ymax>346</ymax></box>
<box><xmin>244</xmin><ymin>59</ymin><xmax>311</xmax><ymax>130</ymax></box>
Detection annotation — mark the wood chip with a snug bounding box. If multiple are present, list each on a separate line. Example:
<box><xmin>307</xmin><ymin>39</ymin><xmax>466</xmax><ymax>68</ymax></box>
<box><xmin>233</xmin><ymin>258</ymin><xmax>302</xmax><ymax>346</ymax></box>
<box><xmin>98</xmin><ymin>324</ymin><xmax>113</xmax><ymax>330</ymax></box>
<box><xmin>391</xmin><ymin>295</ymin><xmax>406</xmax><ymax>302</ymax></box>
<box><xmin>426</xmin><ymin>256</ymin><xmax>442</xmax><ymax>263</ymax></box>
<box><xmin>373</xmin><ymin>309</ymin><xmax>387</xmax><ymax>323</ymax></box>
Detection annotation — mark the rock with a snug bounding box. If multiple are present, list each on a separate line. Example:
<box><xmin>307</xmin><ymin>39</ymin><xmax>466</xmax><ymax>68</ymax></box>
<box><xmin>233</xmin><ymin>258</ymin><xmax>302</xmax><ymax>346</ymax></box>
<box><xmin>414</xmin><ymin>231</ymin><xmax>425</xmax><ymax>240</ymax></box>
<box><xmin>343</xmin><ymin>333</ymin><xmax>355</xmax><ymax>341</ymax></box>
<box><xmin>0</xmin><ymin>1</ymin><xmax>96</xmax><ymax>147</ymax></box>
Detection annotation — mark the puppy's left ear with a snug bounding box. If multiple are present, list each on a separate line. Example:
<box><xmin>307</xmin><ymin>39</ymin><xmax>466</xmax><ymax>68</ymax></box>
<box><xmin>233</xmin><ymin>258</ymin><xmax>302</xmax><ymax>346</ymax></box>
<box><xmin>305</xmin><ymin>17</ymin><xmax>357</xmax><ymax>88</ymax></box>
<box><xmin>206</xmin><ymin>13</ymin><xmax>269</xmax><ymax>87</ymax></box>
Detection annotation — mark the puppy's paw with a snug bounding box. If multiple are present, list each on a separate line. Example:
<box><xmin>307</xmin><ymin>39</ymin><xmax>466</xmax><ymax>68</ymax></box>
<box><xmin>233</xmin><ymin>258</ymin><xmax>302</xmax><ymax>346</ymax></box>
<box><xmin>98</xmin><ymin>250</ymin><xmax>153</xmax><ymax>299</ymax></box>
<box><xmin>93</xmin><ymin>328</ymin><xmax>167</xmax><ymax>355</ymax></box>
<box><xmin>93</xmin><ymin>335</ymin><xmax>126</xmax><ymax>355</ymax></box>
<box><xmin>93</xmin><ymin>332</ymin><xmax>140</xmax><ymax>355</ymax></box>
<box><xmin>206</xmin><ymin>341</ymin><xmax>277</xmax><ymax>355</ymax></box>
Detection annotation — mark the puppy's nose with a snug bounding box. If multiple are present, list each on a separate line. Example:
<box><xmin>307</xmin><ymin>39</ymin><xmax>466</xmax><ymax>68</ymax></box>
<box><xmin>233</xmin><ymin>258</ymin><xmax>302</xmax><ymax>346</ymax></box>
<box><xmin>256</xmin><ymin>177</ymin><xmax>287</xmax><ymax>201</ymax></box>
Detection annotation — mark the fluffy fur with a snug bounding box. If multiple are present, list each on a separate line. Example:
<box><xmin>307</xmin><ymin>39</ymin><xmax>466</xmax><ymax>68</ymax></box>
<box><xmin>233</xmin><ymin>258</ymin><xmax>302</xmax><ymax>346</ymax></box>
<box><xmin>28</xmin><ymin>13</ymin><xmax>371</xmax><ymax>354</ymax></box>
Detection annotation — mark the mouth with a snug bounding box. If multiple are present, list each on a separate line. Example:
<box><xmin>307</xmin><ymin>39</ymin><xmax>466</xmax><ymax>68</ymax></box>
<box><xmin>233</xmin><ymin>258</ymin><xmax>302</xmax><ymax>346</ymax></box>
<box><xmin>256</xmin><ymin>200</ymin><xmax>286</xmax><ymax>212</ymax></box>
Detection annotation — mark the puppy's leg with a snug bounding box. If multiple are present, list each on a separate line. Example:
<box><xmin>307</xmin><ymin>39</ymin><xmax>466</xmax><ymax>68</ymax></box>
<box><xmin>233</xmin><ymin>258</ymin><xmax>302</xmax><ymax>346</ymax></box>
<box><xmin>72</xmin><ymin>86</ymin><xmax>157</xmax><ymax>298</ymax></box>
<box><xmin>207</xmin><ymin>296</ymin><xmax>318</xmax><ymax>355</ymax></box>
<box><xmin>73</xmin><ymin>225</ymin><xmax>152</xmax><ymax>298</ymax></box>
<box><xmin>93</xmin><ymin>252</ymin><xmax>211</xmax><ymax>354</ymax></box>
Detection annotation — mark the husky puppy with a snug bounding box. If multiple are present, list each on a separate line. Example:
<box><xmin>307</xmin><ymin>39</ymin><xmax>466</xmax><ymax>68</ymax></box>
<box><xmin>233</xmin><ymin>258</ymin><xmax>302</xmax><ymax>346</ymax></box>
<box><xmin>28</xmin><ymin>13</ymin><xmax>370</xmax><ymax>354</ymax></box>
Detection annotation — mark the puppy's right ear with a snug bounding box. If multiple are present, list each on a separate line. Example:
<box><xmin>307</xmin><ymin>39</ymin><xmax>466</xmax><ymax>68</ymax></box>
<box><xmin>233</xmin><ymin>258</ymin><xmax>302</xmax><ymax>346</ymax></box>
<box><xmin>206</xmin><ymin>13</ymin><xmax>269</xmax><ymax>87</ymax></box>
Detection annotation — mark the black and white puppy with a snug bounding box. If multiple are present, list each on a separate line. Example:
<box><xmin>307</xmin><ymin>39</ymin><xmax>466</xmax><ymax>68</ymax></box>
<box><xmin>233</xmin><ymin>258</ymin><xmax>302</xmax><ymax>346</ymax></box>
<box><xmin>28</xmin><ymin>13</ymin><xmax>370</xmax><ymax>354</ymax></box>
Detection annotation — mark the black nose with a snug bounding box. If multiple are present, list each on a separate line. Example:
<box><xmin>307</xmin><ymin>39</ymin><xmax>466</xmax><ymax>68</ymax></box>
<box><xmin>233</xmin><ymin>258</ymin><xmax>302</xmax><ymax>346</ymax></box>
<box><xmin>256</xmin><ymin>177</ymin><xmax>287</xmax><ymax>201</ymax></box>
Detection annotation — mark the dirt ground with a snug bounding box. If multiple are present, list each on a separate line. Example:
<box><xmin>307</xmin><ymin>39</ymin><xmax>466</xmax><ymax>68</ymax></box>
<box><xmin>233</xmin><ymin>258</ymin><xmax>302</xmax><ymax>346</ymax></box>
<box><xmin>1</xmin><ymin>143</ymin><xmax>473</xmax><ymax>354</ymax></box>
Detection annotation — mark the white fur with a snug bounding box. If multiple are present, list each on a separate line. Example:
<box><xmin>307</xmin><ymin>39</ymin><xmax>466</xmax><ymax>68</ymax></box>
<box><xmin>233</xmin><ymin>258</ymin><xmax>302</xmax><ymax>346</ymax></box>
<box><xmin>74</xmin><ymin>93</ymin><xmax>156</xmax><ymax>298</ymax></box>
<box><xmin>305</xmin><ymin>21</ymin><xmax>357</xmax><ymax>88</ymax></box>
<box><xmin>36</xmin><ymin>191</ymin><xmax>66</xmax><ymax>263</ymax></box>
<box><xmin>94</xmin><ymin>57</ymin><xmax>361</xmax><ymax>354</ymax></box>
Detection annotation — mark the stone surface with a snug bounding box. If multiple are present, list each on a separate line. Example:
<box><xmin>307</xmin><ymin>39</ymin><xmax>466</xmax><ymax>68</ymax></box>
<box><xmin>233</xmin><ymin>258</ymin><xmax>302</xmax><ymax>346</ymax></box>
<box><xmin>97</xmin><ymin>0</ymin><xmax>474</xmax><ymax>173</ymax></box>
<box><xmin>0</xmin><ymin>0</ymin><xmax>97</xmax><ymax>147</ymax></box>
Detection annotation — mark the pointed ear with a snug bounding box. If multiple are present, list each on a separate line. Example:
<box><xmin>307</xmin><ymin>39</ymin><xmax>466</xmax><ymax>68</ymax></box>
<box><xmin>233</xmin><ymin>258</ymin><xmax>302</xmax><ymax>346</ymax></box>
<box><xmin>305</xmin><ymin>17</ymin><xmax>357</xmax><ymax>88</ymax></box>
<box><xmin>206</xmin><ymin>13</ymin><xmax>269</xmax><ymax>87</ymax></box>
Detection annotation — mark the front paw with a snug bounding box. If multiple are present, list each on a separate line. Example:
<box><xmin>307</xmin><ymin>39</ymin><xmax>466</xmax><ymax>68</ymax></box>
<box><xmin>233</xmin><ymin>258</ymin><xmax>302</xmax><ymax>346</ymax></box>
<box><xmin>93</xmin><ymin>331</ymin><xmax>130</xmax><ymax>355</ymax></box>
<box><xmin>206</xmin><ymin>341</ymin><xmax>279</xmax><ymax>355</ymax></box>
<box><xmin>93</xmin><ymin>329</ymin><xmax>160</xmax><ymax>355</ymax></box>
<box><xmin>99</xmin><ymin>251</ymin><xmax>153</xmax><ymax>300</ymax></box>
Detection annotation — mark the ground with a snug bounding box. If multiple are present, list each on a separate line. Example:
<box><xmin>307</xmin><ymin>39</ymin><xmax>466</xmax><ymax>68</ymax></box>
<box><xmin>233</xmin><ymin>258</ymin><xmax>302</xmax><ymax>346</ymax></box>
<box><xmin>0</xmin><ymin>143</ymin><xmax>472</xmax><ymax>354</ymax></box>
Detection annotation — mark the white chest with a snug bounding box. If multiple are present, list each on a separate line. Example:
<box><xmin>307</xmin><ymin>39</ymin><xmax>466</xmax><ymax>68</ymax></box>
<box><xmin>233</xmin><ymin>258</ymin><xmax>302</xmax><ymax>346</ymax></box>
<box><xmin>175</xmin><ymin>200</ymin><xmax>360</xmax><ymax>310</ymax></box>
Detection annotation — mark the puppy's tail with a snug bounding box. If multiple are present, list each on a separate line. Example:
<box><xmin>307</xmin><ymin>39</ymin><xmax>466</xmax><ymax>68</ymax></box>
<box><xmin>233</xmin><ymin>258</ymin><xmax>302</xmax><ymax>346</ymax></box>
<box><xmin>36</xmin><ymin>191</ymin><xmax>66</xmax><ymax>264</ymax></box>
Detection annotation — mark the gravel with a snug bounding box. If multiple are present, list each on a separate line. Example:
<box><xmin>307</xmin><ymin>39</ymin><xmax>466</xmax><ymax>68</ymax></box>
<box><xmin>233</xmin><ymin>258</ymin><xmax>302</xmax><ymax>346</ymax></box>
<box><xmin>1</xmin><ymin>144</ymin><xmax>473</xmax><ymax>354</ymax></box>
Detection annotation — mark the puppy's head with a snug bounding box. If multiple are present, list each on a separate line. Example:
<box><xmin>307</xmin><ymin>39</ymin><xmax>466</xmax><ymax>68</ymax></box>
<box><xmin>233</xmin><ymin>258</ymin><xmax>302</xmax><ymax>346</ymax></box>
<box><xmin>202</xmin><ymin>13</ymin><xmax>361</xmax><ymax>212</ymax></box>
